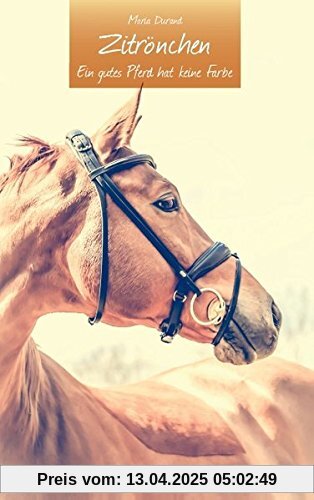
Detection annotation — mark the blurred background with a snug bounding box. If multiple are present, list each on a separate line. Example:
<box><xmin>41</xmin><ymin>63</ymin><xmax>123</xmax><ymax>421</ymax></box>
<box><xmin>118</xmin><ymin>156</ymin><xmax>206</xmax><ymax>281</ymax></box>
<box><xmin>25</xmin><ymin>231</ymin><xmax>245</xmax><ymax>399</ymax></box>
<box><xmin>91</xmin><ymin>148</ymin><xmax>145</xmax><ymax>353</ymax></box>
<box><xmin>0</xmin><ymin>0</ymin><xmax>313</xmax><ymax>386</ymax></box>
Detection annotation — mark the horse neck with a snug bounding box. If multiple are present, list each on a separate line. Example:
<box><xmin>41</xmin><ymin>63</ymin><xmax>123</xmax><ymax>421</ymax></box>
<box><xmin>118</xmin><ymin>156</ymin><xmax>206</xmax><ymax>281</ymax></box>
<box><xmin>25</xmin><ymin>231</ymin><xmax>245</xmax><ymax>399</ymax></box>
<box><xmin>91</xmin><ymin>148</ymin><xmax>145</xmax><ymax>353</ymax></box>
<box><xmin>0</xmin><ymin>223</ymin><xmax>40</xmax><ymax>407</ymax></box>
<box><xmin>0</xmin><ymin>172</ymin><xmax>57</xmax><ymax>431</ymax></box>
<box><xmin>0</xmin><ymin>155</ymin><xmax>88</xmax><ymax>388</ymax></box>
<box><xmin>0</xmin><ymin>158</ymin><xmax>127</xmax><ymax>461</ymax></box>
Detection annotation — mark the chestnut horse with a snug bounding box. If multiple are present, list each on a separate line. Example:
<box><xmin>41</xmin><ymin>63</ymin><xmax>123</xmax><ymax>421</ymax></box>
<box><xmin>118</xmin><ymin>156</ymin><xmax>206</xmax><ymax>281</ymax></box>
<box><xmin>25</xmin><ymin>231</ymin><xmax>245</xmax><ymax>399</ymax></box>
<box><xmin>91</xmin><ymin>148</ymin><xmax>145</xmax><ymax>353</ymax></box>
<box><xmin>0</xmin><ymin>90</ymin><xmax>300</xmax><ymax>499</ymax></box>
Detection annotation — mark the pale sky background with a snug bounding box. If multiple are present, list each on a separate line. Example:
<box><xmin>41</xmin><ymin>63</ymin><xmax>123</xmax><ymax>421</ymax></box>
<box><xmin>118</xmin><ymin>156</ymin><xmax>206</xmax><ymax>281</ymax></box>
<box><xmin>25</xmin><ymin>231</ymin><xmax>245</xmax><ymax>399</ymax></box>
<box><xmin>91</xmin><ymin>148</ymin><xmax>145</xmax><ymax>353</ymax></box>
<box><xmin>0</xmin><ymin>0</ymin><xmax>313</xmax><ymax>384</ymax></box>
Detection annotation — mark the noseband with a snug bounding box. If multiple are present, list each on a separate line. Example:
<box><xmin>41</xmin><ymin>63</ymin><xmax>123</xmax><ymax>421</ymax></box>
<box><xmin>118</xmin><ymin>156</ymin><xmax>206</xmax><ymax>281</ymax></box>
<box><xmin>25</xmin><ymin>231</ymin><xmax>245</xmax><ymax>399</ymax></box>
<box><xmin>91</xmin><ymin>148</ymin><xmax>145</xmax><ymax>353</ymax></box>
<box><xmin>66</xmin><ymin>130</ymin><xmax>242</xmax><ymax>346</ymax></box>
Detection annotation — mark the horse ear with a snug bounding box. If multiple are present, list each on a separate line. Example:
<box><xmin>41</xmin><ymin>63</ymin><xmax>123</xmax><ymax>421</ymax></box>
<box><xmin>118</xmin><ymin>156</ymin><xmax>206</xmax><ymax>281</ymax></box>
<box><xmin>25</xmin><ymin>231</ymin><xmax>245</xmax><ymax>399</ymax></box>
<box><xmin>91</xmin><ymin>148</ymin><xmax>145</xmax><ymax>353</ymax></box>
<box><xmin>92</xmin><ymin>87</ymin><xmax>143</xmax><ymax>162</ymax></box>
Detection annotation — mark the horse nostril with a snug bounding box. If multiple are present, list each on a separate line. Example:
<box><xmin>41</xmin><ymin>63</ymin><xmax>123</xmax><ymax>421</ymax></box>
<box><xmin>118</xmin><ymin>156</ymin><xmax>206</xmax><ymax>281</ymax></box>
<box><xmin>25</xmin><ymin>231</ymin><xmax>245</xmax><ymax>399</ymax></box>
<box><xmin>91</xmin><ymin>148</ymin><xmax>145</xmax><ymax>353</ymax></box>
<box><xmin>271</xmin><ymin>301</ymin><xmax>282</xmax><ymax>331</ymax></box>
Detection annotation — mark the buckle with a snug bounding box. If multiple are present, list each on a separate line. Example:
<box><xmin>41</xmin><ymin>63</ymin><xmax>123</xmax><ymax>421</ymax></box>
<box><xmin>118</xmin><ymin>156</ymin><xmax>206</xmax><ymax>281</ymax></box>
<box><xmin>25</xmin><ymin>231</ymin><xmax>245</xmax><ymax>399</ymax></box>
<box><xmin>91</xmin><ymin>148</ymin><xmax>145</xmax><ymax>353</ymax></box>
<box><xmin>71</xmin><ymin>134</ymin><xmax>92</xmax><ymax>152</ymax></box>
<box><xmin>172</xmin><ymin>290</ymin><xmax>187</xmax><ymax>302</ymax></box>
<box><xmin>160</xmin><ymin>333</ymin><xmax>174</xmax><ymax>344</ymax></box>
<box><xmin>159</xmin><ymin>319</ymin><xmax>182</xmax><ymax>343</ymax></box>
<box><xmin>67</xmin><ymin>131</ymin><xmax>92</xmax><ymax>153</ymax></box>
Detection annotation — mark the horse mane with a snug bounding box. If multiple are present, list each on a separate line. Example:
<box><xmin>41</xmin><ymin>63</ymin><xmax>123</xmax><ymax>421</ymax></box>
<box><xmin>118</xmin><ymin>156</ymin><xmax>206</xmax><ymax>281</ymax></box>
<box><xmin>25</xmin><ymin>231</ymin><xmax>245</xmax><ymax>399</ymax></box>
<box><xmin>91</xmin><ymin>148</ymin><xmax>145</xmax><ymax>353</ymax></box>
<box><xmin>16</xmin><ymin>339</ymin><xmax>45</xmax><ymax>447</ymax></box>
<box><xmin>0</xmin><ymin>136</ymin><xmax>60</xmax><ymax>193</ymax></box>
<box><xmin>0</xmin><ymin>339</ymin><xmax>46</xmax><ymax>452</ymax></box>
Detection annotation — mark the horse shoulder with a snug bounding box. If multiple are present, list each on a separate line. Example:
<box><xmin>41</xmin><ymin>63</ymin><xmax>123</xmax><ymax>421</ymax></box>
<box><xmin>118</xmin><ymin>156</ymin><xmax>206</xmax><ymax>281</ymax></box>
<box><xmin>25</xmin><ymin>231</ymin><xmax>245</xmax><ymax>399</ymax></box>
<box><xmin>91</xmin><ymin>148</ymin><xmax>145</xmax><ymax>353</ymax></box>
<box><xmin>142</xmin><ymin>357</ymin><xmax>314</xmax><ymax>463</ymax></box>
<box><xmin>100</xmin><ymin>377</ymin><xmax>244</xmax><ymax>457</ymax></box>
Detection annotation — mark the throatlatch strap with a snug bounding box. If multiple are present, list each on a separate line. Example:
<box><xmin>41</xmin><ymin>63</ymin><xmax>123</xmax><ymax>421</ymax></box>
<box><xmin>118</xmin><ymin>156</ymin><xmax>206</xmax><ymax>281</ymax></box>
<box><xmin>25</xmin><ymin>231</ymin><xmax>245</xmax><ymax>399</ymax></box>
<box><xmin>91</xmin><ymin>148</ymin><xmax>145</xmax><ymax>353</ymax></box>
<box><xmin>88</xmin><ymin>182</ymin><xmax>108</xmax><ymax>324</ymax></box>
<box><xmin>66</xmin><ymin>130</ymin><xmax>109</xmax><ymax>324</ymax></box>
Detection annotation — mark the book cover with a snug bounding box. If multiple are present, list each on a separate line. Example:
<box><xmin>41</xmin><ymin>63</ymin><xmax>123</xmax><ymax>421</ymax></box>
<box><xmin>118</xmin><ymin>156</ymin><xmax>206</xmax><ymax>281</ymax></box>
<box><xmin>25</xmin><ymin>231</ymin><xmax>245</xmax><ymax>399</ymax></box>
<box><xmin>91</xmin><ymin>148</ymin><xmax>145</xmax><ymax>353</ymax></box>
<box><xmin>0</xmin><ymin>0</ymin><xmax>313</xmax><ymax>496</ymax></box>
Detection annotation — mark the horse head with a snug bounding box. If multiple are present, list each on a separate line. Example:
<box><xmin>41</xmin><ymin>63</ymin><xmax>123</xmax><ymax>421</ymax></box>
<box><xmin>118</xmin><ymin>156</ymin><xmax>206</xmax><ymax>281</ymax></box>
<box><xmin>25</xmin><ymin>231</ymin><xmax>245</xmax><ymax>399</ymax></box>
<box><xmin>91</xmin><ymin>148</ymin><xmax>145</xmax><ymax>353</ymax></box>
<box><xmin>0</xmin><ymin>90</ymin><xmax>282</xmax><ymax>365</ymax></box>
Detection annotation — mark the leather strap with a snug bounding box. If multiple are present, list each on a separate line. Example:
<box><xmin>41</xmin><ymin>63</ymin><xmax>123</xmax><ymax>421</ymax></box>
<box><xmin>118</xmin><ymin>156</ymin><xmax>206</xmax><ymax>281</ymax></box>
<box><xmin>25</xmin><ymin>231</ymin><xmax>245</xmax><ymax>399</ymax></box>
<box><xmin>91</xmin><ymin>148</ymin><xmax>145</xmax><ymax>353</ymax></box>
<box><xmin>90</xmin><ymin>154</ymin><xmax>157</xmax><ymax>179</ymax></box>
<box><xmin>66</xmin><ymin>130</ymin><xmax>109</xmax><ymax>324</ymax></box>
<box><xmin>211</xmin><ymin>255</ymin><xmax>242</xmax><ymax>346</ymax></box>
<box><xmin>188</xmin><ymin>242</ymin><xmax>232</xmax><ymax>280</ymax></box>
<box><xmin>88</xmin><ymin>182</ymin><xmax>108</xmax><ymax>324</ymax></box>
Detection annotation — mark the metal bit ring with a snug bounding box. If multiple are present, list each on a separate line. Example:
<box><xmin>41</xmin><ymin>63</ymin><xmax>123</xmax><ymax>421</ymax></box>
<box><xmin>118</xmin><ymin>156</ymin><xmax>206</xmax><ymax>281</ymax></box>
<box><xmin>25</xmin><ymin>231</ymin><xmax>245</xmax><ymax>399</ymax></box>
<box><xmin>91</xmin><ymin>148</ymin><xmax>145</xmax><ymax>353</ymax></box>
<box><xmin>190</xmin><ymin>287</ymin><xmax>226</xmax><ymax>327</ymax></box>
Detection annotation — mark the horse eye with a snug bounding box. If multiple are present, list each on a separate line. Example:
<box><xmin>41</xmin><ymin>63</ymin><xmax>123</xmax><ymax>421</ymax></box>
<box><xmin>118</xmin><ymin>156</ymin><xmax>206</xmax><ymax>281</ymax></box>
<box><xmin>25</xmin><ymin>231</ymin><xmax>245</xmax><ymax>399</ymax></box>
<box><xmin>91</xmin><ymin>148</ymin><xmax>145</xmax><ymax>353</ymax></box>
<box><xmin>153</xmin><ymin>196</ymin><xmax>179</xmax><ymax>212</ymax></box>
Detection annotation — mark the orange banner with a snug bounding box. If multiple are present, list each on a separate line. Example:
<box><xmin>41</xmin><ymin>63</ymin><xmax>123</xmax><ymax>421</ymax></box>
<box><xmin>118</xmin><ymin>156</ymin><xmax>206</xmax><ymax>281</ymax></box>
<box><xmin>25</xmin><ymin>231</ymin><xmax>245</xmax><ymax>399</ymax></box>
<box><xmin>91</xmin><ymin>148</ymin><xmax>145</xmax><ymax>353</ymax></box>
<box><xmin>69</xmin><ymin>0</ymin><xmax>240</xmax><ymax>88</ymax></box>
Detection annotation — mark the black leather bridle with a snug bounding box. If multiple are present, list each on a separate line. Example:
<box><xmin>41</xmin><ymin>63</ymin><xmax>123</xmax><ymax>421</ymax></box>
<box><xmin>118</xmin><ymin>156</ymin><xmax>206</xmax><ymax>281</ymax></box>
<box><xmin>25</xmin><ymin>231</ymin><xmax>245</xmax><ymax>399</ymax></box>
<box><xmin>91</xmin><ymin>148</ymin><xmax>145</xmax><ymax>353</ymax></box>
<box><xmin>66</xmin><ymin>130</ymin><xmax>242</xmax><ymax>346</ymax></box>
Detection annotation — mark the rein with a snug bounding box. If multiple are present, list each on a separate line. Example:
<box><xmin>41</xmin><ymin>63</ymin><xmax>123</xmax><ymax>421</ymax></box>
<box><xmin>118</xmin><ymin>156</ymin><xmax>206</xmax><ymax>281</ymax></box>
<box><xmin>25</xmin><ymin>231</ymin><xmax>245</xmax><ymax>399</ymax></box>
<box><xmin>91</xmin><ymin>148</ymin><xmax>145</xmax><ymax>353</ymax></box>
<box><xmin>66</xmin><ymin>130</ymin><xmax>241</xmax><ymax>345</ymax></box>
